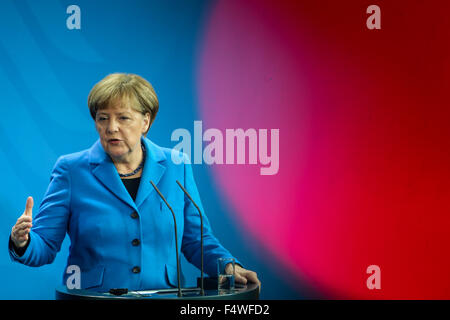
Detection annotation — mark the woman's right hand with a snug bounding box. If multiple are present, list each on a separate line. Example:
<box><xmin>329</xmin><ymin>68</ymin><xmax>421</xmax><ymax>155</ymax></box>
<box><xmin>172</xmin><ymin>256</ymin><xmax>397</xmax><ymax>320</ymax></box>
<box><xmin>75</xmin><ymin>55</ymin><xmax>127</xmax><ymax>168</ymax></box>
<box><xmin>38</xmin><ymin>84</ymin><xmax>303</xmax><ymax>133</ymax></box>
<box><xmin>11</xmin><ymin>196</ymin><xmax>34</xmax><ymax>248</ymax></box>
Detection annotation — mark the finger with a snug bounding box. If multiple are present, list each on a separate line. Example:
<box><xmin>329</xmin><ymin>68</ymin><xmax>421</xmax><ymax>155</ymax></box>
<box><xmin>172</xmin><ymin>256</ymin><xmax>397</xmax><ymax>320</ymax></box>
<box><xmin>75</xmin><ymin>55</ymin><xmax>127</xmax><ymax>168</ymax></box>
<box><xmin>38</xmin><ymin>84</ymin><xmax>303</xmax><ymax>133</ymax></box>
<box><xmin>225</xmin><ymin>263</ymin><xmax>235</xmax><ymax>275</ymax></box>
<box><xmin>13</xmin><ymin>224</ymin><xmax>31</xmax><ymax>233</ymax></box>
<box><xmin>16</xmin><ymin>235</ymin><xmax>29</xmax><ymax>243</ymax></box>
<box><xmin>16</xmin><ymin>216</ymin><xmax>32</xmax><ymax>224</ymax></box>
<box><xmin>13</xmin><ymin>233</ymin><xmax>29</xmax><ymax>243</ymax></box>
<box><xmin>234</xmin><ymin>272</ymin><xmax>248</xmax><ymax>284</ymax></box>
<box><xmin>15</xmin><ymin>221</ymin><xmax>32</xmax><ymax>230</ymax></box>
<box><xmin>25</xmin><ymin>196</ymin><xmax>33</xmax><ymax>217</ymax></box>
<box><xmin>13</xmin><ymin>221</ymin><xmax>32</xmax><ymax>232</ymax></box>
<box><xmin>14</xmin><ymin>228</ymin><xmax>31</xmax><ymax>237</ymax></box>
<box><xmin>244</xmin><ymin>271</ymin><xmax>260</xmax><ymax>285</ymax></box>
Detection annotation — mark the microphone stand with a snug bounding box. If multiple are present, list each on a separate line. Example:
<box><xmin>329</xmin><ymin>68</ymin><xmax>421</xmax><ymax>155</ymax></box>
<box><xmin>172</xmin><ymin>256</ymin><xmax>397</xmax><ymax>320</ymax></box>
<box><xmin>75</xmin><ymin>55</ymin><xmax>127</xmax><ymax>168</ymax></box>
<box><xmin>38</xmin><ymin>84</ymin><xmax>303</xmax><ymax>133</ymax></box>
<box><xmin>150</xmin><ymin>181</ymin><xmax>183</xmax><ymax>297</ymax></box>
<box><xmin>176</xmin><ymin>180</ymin><xmax>205</xmax><ymax>296</ymax></box>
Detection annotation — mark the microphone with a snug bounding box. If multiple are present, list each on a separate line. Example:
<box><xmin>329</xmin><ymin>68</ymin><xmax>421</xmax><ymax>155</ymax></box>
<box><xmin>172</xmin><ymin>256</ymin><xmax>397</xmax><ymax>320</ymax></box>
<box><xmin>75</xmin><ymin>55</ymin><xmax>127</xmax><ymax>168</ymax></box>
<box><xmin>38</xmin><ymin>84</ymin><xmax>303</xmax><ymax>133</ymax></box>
<box><xmin>150</xmin><ymin>180</ymin><xmax>183</xmax><ymax>297</ymax></box>
<box><xmin>176</xmin><ymin>180</ymin><xmax>205</xmax><ymax>296</ymax></box>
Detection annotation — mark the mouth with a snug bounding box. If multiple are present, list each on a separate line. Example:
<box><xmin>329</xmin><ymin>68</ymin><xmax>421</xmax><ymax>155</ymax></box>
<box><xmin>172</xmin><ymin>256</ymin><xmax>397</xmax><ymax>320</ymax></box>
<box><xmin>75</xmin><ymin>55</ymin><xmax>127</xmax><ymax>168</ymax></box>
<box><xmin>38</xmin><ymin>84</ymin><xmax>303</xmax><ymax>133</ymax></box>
<box><xmin>107</xmin><ymin>139</ymin><xmax>122</xmax><ymax>144</ymax></box>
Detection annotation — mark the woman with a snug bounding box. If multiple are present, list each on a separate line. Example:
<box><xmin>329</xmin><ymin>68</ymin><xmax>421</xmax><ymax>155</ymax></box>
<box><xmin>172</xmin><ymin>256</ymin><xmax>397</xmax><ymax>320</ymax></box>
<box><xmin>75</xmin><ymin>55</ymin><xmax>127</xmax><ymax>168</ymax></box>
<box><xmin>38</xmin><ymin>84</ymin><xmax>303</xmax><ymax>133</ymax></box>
<box><xmin>9</xmin><ymin>73</ymin><xmax>260</xmax><ymax>292</ymax></box>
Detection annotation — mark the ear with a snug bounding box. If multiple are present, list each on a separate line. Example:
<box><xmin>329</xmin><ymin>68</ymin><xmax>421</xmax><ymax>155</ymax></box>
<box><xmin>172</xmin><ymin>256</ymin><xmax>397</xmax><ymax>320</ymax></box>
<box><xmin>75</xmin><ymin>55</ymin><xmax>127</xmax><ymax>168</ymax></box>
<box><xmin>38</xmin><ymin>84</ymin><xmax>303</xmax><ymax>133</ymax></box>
<box><xmin>142</xmin><ymin>112</ymin><xmax>151</xmax><ymax>134</ymax></box>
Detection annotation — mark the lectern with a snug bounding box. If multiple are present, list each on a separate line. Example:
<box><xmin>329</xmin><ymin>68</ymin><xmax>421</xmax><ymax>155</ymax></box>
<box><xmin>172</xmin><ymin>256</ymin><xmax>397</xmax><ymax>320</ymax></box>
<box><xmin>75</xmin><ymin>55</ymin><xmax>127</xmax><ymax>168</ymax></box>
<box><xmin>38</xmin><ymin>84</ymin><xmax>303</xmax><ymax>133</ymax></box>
<box><xmin>55</xmin><ymin>283</ymin><xmax>259</xmax><ymax>300</ymax></box>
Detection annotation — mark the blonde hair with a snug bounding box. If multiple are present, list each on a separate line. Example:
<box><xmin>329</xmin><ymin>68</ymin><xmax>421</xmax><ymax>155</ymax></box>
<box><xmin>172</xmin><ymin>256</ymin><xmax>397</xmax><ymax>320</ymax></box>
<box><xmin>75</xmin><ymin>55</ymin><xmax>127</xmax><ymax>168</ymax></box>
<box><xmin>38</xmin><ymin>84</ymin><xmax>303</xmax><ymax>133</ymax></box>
<box><xmin>88</xmin><ymin>73</ymin><xmax>159</xmax><ymax>133</ymax></box>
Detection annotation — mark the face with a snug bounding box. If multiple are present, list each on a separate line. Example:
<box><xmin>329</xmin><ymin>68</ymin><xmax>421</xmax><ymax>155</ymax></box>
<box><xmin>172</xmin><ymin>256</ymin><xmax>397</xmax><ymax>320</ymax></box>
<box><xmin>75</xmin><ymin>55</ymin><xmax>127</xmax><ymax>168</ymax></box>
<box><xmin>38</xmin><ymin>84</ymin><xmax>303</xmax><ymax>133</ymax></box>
<box><xmin>95</xmin><ymin>97</ymin><xmax>150</xmax><ymax>162</ymax></box>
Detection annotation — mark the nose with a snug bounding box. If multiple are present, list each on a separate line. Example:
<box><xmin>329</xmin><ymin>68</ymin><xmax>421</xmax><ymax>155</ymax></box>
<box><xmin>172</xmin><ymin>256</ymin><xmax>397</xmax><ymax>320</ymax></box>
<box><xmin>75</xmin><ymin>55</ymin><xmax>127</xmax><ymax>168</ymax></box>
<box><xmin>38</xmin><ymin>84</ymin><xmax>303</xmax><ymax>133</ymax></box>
<box><xmin>106</xmin><ymin>118</ymin><xmax>119</xmax><ymax>134</ymax></box>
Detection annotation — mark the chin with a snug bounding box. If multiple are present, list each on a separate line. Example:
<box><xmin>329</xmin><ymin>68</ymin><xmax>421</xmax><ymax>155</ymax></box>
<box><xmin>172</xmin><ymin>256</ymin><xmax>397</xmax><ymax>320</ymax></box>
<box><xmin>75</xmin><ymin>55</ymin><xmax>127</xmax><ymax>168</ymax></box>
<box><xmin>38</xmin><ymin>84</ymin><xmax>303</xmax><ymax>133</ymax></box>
<box><xmin>106</xmin><ymin>148</ymin><xmax>127</xmax><ymax>158</ymax></box>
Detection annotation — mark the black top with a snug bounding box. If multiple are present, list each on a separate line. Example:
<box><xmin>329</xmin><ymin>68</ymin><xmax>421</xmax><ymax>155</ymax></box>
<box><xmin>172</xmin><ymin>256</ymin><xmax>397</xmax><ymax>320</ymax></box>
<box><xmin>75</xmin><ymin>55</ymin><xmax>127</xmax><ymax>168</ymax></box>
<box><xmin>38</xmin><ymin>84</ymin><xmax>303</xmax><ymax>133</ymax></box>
<box><xmin>10</xmin><ymin>177</ymin><xmax>142</xmax><ymax>258</ymax></box>
<box><xmin>121</xmin><ymin>177</ymin><xmax>141</xmax><ymax>201</ymax></box>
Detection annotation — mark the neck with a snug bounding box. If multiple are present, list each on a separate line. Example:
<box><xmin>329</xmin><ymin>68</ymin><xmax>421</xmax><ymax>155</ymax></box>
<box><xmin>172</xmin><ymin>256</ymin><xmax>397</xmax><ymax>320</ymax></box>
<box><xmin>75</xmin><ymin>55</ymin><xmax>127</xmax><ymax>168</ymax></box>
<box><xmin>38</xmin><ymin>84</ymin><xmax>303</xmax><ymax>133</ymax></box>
<box><xmin>112</xmin><ymin>146</ymin><xmax>144</xmax><ymax>175</ymax></box>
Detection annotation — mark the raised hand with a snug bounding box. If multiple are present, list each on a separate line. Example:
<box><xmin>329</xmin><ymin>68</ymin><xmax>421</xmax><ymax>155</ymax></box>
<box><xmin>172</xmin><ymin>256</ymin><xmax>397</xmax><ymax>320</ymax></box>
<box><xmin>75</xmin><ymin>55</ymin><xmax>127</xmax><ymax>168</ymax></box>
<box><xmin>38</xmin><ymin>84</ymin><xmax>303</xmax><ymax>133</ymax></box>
<box><xmin>11</xmin><ymin>196</ymin><xmax>34</xmax><ymax>248</ymax></box>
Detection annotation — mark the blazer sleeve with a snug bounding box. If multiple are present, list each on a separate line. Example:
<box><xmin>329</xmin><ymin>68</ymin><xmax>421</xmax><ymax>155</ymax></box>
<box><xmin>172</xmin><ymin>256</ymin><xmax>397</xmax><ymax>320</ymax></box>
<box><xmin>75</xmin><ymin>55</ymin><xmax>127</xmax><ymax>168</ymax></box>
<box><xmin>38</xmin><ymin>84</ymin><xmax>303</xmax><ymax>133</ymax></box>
<box><xmin>9</xmin><ymin>156</ymin><xmax>71</xmax><ymax>266</ymax></box>
<box><xmin>180</xmin><ymin>155</ymin><xmax>242</xmax><ymax>276</ymax></box>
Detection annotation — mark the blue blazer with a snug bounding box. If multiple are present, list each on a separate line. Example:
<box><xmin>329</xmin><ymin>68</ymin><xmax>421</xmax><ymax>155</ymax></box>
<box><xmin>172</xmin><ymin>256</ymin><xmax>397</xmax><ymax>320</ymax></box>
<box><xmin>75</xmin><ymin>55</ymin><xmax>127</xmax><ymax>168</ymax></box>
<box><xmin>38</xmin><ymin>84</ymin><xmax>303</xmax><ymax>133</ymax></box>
<box><xmin>10</xmin><ymin>137</ymin><xmax>238</xmax><ymax>291</ymax></box>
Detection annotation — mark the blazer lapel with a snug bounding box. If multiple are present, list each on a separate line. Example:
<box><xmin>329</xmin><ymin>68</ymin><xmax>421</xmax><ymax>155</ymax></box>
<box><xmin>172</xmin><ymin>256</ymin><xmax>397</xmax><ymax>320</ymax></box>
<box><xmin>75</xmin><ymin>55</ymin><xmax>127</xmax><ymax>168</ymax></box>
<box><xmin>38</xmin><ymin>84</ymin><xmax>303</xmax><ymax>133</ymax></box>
<box><xmin>135</xmin><ymin>137</ymin><xmax>167</xmax><ymax>208</ymax></box>
<box><xmin>89</xmin><ymin>140</ymin><xmax>138</xmax><ymax>211</ymax></box>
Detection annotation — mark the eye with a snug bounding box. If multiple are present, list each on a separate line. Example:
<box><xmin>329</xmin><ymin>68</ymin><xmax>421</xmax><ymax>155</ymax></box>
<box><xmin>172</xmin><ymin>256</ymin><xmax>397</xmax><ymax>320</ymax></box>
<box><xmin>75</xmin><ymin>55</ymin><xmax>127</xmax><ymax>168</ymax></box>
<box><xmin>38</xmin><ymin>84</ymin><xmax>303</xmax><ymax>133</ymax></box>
<box><xmin>97</xmin><ymin>117</ymin><xmax>107</xmax><ymax>121</ymax></box>
<box><xmin>120</xmin><ymin>116</ymin><xmax>130</xmax><ymax>120</ymax></box>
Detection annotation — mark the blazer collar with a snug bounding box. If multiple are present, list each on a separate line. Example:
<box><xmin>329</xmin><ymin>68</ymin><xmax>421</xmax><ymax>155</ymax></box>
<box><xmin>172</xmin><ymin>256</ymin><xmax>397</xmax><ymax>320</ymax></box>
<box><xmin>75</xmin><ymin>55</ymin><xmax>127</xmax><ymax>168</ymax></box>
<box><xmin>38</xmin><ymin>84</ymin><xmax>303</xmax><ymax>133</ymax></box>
<box><xmin>88</xmin><ymin>137</ymin><xmax>167</xmax><ymax>210</ymax></box>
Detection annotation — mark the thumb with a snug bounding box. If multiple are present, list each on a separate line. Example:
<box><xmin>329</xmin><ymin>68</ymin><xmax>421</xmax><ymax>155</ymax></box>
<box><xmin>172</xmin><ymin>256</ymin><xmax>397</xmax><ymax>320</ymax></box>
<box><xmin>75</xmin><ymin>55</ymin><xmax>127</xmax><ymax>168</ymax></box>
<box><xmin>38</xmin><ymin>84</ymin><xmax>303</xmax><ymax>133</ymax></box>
<box><xmin>25</xmin><ymin>196</ymin><xmax>34</xmax><ymax>217</ymax></box>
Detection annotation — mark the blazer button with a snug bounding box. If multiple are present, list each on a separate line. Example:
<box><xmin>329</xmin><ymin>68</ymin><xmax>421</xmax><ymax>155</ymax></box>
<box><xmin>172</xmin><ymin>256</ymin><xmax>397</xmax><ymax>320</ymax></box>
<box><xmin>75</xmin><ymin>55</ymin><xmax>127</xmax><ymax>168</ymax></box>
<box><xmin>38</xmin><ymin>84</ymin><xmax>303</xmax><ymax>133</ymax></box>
<box><xmin>132</xmin><ymin>239</ymin><xmax>140</xmax><ymax>246</ymax></box>
<box><xmin>130</xmin><ymin>212</ymin><xmax>139</xmax><ymax>219</ymax></box>
<box><xmin>132</xmin><ymin>266</ymin><xmax>141</xmax><ymax>274</ymax></box>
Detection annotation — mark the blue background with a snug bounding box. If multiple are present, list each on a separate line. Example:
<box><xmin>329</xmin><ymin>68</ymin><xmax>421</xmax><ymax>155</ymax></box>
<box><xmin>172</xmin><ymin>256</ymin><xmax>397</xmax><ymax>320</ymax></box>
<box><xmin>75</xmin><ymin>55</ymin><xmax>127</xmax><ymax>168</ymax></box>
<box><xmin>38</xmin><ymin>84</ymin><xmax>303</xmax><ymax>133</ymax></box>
<box><xmin>0</xmin><ymin>0</ymin><xmax>310</xmax><ymax>299</ymax></box>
